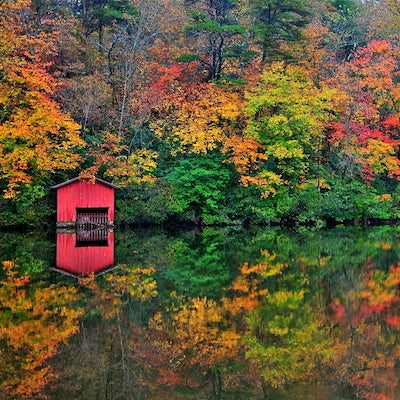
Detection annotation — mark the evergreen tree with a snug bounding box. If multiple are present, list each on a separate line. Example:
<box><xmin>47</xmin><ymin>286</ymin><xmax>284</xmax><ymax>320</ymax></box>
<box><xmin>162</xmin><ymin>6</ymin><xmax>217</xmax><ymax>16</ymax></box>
<box><xmin>180</xmin><ymin>0</ymin><xmax>246</xmax><ymax>80</ymax></box>
<box><xmin>248</xmin><ymin>0</ymin><xmax>312</xmax><ymax>61</ymax></box>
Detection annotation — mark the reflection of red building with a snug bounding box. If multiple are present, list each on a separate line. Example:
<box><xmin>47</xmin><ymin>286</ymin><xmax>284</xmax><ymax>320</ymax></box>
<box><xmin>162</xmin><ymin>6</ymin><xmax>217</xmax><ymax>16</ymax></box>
<box><xmin>52</xmin><ymin>177</ymin><xmax>119</xmax><ymax>227</ymax></box>
<box><xmin>54</xmin><ymin>231</ymin><xmax>116</xmax><ymax>277</ymax></box>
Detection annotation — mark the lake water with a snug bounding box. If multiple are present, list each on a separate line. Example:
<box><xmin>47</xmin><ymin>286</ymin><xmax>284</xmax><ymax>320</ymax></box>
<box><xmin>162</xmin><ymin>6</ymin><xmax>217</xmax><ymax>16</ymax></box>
<box><xmin>1</xmin><ymin>225</ymin><xmax>400</xmax><ymax>399</ymax></box>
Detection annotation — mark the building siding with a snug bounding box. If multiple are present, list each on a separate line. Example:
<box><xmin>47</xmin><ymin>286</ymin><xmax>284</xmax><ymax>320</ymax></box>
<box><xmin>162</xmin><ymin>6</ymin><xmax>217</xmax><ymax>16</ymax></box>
<box><xmin>56</xmin><ymin>232</ymin><xmax>115</xmax><ymax>276</ymax></box>
<box><xmin>56</xmin><ymin>179</ymin><xmax>115</xmax><ymax>223</ymax></box>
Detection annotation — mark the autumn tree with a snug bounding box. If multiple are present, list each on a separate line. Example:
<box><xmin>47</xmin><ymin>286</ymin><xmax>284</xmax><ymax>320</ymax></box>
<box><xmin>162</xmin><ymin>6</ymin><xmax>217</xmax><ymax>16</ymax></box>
<box><xmin>245</xmin><ymin>62</ymin><xmax>341</xmax><ymax>197</ymax></box>
<box><xmin>58</xmin><ymin>0</ymin><xmax>187</xmax><ymax>139</ymax></box>
<box><xmin>153</xmin><ymin>82</ymin><xmax>244</xmax><ymax>154</ymax></box>
<box><xmin>327</xmin><ymin>40</ymin><xmax>400</xmax><ymax>184</ymax></box>
<box><xmin>133</xmin><ymin>42</ymin><xmax>203</xmax><ymax>123</ymax></box>
<box><xmin>0</xmin><ymin>0</ymin><xmax>84</xmax><ymax>198</ymax></box>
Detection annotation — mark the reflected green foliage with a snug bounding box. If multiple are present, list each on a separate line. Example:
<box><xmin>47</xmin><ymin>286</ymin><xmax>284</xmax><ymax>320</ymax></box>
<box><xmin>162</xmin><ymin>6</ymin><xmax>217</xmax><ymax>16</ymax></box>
<box><xmin>157</xmin><ymin>228</ymin><xmax>249</xmax><ymax>299</ymax></box>
<box><xmin>115</xmin><ymin>227</ymin><xmax>258</xmax><ymax>300</ymax></box>
<box><xmin>0</xmin><ymin>230</ymin><xmax>54</xmax><ymax>279</ymax></box>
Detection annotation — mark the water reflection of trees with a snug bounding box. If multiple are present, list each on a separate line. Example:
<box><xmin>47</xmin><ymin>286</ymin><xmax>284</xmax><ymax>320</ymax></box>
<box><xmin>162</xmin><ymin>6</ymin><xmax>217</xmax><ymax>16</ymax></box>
<box><xmin>0</xmin><ymin>261</ymin><xmax>82</xmax><ymax>399</ymax></box>
<box><xmin>324</xmin><ymin>262</ymin><xmax>400</xmax><ymax>400</ymax></box>
<box><xmin>1</xmin><ymin>226</ymin><xmax>400</xmax><ymax>399</ymax></box>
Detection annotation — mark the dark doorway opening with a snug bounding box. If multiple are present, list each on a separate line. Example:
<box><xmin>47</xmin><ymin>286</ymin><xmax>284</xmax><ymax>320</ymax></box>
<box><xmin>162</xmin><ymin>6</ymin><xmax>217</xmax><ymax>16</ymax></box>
<box><xmin>76</xmin><ymin>207</ymin><xmax>109</xmax><ymax>246</ymax></box>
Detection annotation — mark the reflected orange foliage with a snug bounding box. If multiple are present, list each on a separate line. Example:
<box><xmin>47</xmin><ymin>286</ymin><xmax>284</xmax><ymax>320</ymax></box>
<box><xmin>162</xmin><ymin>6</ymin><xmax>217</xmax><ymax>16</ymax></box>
<box><xmin>0</xmin><ymin>261</ymin><xmax>83</xmax><ymax>398</ymax></box>
<box><xmin>223</xmin><ymin>260</ymin><xmax>269</xmax><ymax>315</ymax></box>
<box><xmin>327</xmin><ymin>262</ymin><xmax>400</xmax><ymax>400</ymax></box>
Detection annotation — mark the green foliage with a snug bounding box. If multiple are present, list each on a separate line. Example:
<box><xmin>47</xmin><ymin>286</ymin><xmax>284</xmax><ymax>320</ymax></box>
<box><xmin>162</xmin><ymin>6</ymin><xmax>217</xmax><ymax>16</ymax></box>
<box><xmin>81</xmin><ymin>0</ymin><xmax>138</xmax><ymax>33</ymax></box>
<box><xmin>256</xmin><ymin>178</ymin><xmax>400</xmax><ymax>224</ymax></box>
<box><xmin>183</xmin><ymin>0</ymin><xmax>246</xmax><ymax>80</ymax></box>
<box><xmin>0</xmin><ymin>185</ymin><xmax>53</xmax><ymax>228</ymax></box>
<box><xmin>185</xmin><ymin>20</ymin><xmax>245</xmax><ymax>35</ymax></box>
<box><xmin>248</xmin><ymin>0</ymin><xmax>312</xmax><ymax>61</ymax></box>
<box><xmin>164</xmin><ymin>153</ymin><xmax>237</xmax><ymax>224</ymax></box>
<box><xmin>329</xmin><ymin>0</ymin><xmax>357</xmax><ymax>16</ymax></box>
<box><xmin>157</xmin><ymin>227</ymin><xmax>253</xmax><ymax>299</ymax></box>
<box><xmin>160</xmin><ymin>238</ymin><xmax>234</xmax><ymax>298</ymax></box>
<box><xmin>174</xmin><ymin>53</ymin><xmax>200</xmax><ymax>63</ymax></box>
<box><xmin>0</xmin><ymin>230</ymin><xmax>54</xmax><ymax>279</ymax></box>
<box><xmin>325</xmin><ymin>0</ymin><xmax>364</xmax><ymax>60</ymax></box>
<box><xmin>320</xmin><ymin>180</ymin><xmax>398</xmax><ymax>221</ymax></box>
<box><xmin>223</xmin><ymin>44</ymin><xmax>258</xmax><ymax>61</ymax></box>
<box><xmin>116</xmin><ymin>180</ymin><xmax>182</xmax><ymax>226</ymax></box>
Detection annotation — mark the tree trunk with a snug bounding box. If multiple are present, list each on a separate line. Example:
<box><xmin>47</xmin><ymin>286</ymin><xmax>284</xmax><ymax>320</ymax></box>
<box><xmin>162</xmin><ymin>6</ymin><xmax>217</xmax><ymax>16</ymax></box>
<box><xmin>210</xmin><ymin>369</ymin><xmax>222</xmax><ymax>400</ymax></box>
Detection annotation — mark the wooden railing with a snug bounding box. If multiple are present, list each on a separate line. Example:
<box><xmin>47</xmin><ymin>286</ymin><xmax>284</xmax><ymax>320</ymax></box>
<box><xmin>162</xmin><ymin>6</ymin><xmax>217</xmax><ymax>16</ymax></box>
<box><xmin>76</xmin><ymin>213</ymin><xmax>108</xmax><ymax>229</ymax></box>
<box><xmin>76</xmin><ymin>211</ymin><xmax>110</xmax><ymax>244</ymax></box>
<box><xmin>76</xmin><ymin>227</ymin><xmax>109</xmax><ymax>243</ymax></box>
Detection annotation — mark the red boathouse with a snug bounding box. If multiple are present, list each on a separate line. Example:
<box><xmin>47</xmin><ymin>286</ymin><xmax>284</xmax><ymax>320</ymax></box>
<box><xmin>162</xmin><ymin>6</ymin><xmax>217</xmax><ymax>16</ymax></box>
<box><xmin>52</xmin><ymin>177</ymin><xmax>119</xmax><ymax>227</ymax></box>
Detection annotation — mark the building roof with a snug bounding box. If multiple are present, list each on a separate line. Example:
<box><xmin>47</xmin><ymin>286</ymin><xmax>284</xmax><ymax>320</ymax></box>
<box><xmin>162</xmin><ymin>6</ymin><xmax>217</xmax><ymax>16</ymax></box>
<box><xmin>51</xmin><ymin>177</ymin><xmax>120</xmax><ymax>190</ymax></box>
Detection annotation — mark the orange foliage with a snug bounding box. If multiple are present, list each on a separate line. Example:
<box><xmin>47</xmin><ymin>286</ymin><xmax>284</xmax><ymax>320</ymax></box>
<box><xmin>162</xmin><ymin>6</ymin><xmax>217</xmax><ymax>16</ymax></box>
<box><xmin>80</xmin><ymin>132</ymin><xmax>158</xmax><ymax>186</ymax></box>
<box><xmin>222</xmin><ymin>259</ymin><xmax>270</xmax><ymax>315</ymax></box>
<box><xmin>296</xmin><ymin>18</ymin><xmax>334</xmax><ymax>79</ymax></box>
<box><xmin>327</xmin><ymin>41</ymin><xmax>400</xmax><ymax>182</ymax></box>
<box><xmin>0</xmin><ymin>0</ymin><xmax>84</xmax><ymax>198</ymax></box>
<box><xmin>222</xmin><ymin>135</ymin><xmax>270</xmax><ymax>187</ymax></box>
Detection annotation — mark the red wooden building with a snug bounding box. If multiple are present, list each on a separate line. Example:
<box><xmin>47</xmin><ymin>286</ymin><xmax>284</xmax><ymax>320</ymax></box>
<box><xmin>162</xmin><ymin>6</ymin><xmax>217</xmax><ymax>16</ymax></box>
<box><xmin>52</xmin><ymin>177</ymin><xmax>119</xmax><ymax>227</ymax></box>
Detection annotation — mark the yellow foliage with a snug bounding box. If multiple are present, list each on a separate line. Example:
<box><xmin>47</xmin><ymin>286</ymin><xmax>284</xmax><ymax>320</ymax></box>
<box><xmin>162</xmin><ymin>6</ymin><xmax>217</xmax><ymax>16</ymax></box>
<box><xmin>104</xmin><ymin>266</ymin><xmax>158</xmax><ymax>301</ymax></box>
<box><xmin>81</xmin><ymin>132</ymin><xmax>159</xmax><ymax>186</ymax></box>
<box><xmin>150</xmin><ymin>295</ymin><xmax>243</xmax><ymax>370</ymax></box>
<box><xmin>244</xmin><ymin>61</ymin><xmax>342</xmax><ymax>192</ymax></box>
<box><xmin>109</xmin><ymin>149</ymin><xmax>159</xmax><ymax>185</ymax></box>
<box><xmin>152</xmin><ymin>84</ymin><xmax>244</xmax><ymax>154</ymax></box>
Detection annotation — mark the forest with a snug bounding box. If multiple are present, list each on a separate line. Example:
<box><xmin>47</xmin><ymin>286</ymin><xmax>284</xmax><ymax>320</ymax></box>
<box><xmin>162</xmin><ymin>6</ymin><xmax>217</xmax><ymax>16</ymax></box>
<box><xmin>2</xmin><ymin>0</ymin><xmax>400</xmax><ymax>228</ymax></box>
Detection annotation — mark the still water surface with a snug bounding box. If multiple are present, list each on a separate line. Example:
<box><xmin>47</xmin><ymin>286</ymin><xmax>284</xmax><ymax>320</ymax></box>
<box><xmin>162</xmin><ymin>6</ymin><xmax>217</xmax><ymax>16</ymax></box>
<box><xmin>1</xmin><ymin>225</ymin><xmax>400</xmax><ymax>399</ymax></box>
